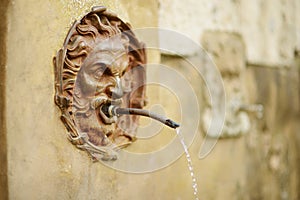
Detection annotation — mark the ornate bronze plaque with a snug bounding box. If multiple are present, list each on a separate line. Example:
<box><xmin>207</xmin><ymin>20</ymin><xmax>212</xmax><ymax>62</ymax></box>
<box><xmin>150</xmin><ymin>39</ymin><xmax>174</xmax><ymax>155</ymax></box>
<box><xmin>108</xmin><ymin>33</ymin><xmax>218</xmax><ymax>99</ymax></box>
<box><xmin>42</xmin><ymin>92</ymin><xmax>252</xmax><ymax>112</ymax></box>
<box><xmin>53</xmin><ymin>6</ymin><xmax>147</xmax><ymax>161</ymax></box>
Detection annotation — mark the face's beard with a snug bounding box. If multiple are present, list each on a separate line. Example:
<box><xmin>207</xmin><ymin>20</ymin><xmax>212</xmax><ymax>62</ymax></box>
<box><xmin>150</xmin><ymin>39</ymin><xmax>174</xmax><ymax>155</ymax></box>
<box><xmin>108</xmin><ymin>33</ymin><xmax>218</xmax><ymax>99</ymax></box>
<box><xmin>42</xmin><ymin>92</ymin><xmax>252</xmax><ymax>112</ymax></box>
<box><xmin>72</xmin><ymin>82</ymin><xmax>124</xmax><ymax>146</ymax></box>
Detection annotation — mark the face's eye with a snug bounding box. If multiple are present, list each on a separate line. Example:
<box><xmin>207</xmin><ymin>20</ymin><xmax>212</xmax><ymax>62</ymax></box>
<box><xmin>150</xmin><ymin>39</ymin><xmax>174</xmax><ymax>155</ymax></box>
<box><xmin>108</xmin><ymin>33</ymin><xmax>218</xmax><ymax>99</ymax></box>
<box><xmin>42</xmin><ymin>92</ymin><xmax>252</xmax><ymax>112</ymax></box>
<box><xmin>92</xmin><ymin>63</ymin><xmax>108</xmax><ymax>79</ymax></box>
<box><xmin>121</xmin><ymin>69</ymin><xmax>126</xmax><ymax>77</ymax></box>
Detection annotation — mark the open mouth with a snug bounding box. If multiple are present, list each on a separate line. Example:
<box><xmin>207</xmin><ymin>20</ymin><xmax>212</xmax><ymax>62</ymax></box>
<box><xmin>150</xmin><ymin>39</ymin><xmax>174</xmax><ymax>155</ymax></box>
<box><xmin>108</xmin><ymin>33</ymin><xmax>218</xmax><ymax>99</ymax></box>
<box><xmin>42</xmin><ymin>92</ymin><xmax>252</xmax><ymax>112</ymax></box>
<box><xmin>97</xmin><ymin>98</ymin><xmax>122</xmax><ymax>124</ymax></box>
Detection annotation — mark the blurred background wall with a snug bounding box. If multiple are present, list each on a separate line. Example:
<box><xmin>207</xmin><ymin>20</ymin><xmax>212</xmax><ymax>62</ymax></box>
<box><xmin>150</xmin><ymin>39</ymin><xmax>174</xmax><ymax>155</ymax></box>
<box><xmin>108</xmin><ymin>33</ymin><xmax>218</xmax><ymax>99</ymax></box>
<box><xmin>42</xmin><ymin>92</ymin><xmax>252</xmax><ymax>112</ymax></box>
<box><xmin>159</xmin><ymin>1</ymin><xmax>300</xmax><ymax>199</ymax></box>
<box><xmin>0</xmin><ymin>0</ymin><xmax>299</xmax><ymax>199</ymax></box>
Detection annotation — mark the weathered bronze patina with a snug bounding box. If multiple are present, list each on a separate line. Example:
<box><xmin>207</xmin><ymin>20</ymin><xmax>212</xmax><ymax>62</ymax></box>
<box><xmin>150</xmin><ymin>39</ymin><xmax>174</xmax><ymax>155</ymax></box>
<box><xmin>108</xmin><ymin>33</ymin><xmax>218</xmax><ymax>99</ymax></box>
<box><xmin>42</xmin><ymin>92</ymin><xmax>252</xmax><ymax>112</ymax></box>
<box><xmin>54</xmin><ymin>6</ymin><xmax>147</xmax><ymax>161</ymax></box>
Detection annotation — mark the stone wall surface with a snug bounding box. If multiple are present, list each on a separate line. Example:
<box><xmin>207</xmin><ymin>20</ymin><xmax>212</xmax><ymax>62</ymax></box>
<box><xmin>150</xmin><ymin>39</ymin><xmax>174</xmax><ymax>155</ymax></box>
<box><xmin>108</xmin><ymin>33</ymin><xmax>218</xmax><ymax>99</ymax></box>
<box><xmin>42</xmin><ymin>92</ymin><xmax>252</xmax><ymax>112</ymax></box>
<box><xmin>159</xmin><ymin>0</ymin><xmax>300</xmax><ymax>199</ymax></box>
<box><xmin>243</xmin><ymin>65</ymin><xmax>300</xmax><ymax>200</ymax></box>
<box><xmin>159</xmin><ymin>0</ymin><xmax>300</xmax><ymax>65</ymax></box>
<box><xmin>4</xmin><ymin>1</ymin><xmax>182</xmax><ymax>200</ymax></box>
<box><xmin>1</xmin><ymin>0</ymin><xmax>299</xmax><ymax>200</ymax></box>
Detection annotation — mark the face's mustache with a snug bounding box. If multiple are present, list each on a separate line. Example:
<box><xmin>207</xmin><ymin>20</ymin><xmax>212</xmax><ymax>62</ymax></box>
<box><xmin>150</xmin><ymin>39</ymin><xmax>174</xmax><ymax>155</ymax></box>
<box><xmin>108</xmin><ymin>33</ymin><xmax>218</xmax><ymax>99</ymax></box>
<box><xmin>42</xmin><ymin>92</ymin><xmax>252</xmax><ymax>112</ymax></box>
<box><xmin>90</xmin><ymin>95</ymin><xmax>123</xmax><ymax>125</ymax></box>
<box><xmin>91</xmin><ymin>96</ymin><xmax>123</xmax><ymax>110</ymax></box>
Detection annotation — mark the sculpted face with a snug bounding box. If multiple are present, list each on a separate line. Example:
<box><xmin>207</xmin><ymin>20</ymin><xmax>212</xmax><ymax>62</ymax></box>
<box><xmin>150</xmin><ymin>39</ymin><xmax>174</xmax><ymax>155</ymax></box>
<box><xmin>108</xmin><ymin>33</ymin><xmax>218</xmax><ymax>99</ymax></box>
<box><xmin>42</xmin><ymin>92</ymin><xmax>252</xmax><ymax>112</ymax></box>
<box><xmin>73</xmin><ymin>37</ymin><xmax>129</xmax><ymax>146</ymax></box>
<box><xmin>54</xmin><ymin>7</ymin><xmax>147</xmax><ymax>161</ymax></box>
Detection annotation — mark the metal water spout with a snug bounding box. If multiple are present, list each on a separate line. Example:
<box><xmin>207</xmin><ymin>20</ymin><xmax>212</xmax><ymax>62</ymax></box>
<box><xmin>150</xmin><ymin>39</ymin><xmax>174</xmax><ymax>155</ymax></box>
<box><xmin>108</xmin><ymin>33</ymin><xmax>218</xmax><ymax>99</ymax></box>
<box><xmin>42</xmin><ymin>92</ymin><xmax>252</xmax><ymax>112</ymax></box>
<box><xmin>237</xmin><ymin>103</ymin><xmax>264</xmax><ymax>119</ymax></box>
<box><xmin>231</xmin><ymin>98</ymin><xmax>264</xmax><ymax>119</ymax></box>
<box><xmin>101</xmin><ymin>104</ymin><xmax>180</xmax><ymax>129</ymax></box>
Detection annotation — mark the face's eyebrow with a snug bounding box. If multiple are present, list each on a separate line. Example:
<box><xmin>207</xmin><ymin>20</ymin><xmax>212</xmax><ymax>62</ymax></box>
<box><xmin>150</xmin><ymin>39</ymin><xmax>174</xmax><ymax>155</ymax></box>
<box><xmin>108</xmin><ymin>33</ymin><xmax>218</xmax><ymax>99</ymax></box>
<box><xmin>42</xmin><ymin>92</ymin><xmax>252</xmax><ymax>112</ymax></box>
<box><xmin>94</xmin><ymin>59</ymin><xmax>113</xmax><ymax>66</ymax></box>
<box><xmin>88</xmin><ymin>62</ymin><xmax>107</xmax><ymax>72</ymax></box>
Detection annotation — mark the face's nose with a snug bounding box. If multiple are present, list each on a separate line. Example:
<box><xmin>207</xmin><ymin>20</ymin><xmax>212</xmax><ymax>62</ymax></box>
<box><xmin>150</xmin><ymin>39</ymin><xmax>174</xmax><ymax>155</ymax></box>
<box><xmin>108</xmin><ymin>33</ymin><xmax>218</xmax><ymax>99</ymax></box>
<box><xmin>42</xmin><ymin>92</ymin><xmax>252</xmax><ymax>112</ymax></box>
<box><xmin>110</xmin><ymin>76</ymin><xmax>124</xmax><ymax>99</ymax></box>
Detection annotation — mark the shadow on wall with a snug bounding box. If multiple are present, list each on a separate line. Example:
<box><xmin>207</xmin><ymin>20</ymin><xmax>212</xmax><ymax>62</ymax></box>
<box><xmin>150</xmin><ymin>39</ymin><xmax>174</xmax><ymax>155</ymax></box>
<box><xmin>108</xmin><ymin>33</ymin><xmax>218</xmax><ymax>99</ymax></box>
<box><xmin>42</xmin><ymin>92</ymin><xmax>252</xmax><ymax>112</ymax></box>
<box><xmin>0</xmin><ymin>0</ymin><xmax>9</xmax><ymax>199</ymax></box>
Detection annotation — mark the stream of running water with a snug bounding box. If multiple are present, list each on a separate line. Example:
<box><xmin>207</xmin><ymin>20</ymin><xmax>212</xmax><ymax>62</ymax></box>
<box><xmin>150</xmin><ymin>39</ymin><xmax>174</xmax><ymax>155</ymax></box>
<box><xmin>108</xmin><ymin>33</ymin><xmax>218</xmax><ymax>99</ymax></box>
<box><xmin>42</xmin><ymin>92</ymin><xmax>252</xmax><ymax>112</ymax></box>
<box><xmin>176</xmin><ymin>128</ymin><xmax>199</xmax><ymax>200</ymax></box>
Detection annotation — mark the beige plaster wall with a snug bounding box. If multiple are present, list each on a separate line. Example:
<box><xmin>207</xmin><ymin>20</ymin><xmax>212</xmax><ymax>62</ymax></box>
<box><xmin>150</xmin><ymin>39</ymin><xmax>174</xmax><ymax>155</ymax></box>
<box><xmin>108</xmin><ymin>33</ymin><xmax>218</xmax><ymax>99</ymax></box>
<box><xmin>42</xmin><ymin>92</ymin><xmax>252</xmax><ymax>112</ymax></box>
<box><xmin>5</xmin><ymin>0</ymin><xmax>190</xmax><ymax>200</ymax></box>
